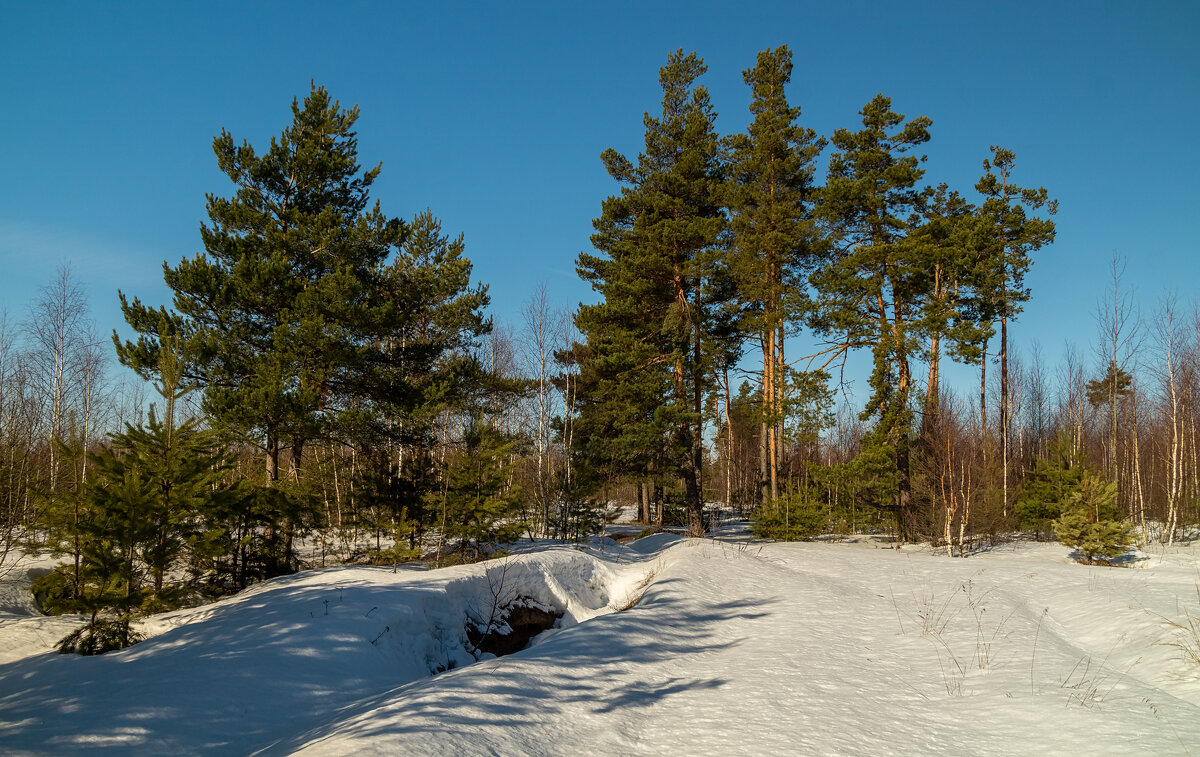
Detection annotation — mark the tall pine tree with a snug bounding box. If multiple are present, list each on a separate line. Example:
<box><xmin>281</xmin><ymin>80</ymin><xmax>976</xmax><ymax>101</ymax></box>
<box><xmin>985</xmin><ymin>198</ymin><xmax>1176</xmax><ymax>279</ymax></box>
<box><xmin>726</xmin><ymin>45</ymin><xmax>825</xmax><ymax>503</ymax></box>
<box><xmin>116</xmin><ymin>84</ymin><xmax>406</xmax><ymax>486</ymax></box>
<box><xmin>576</xmin><ymin>50</ymin><xmax>726</xmax><ymax>536</ymax></box>
<box><xmin>350</xmin><ymin>209</ymin><xmax>493</xmax><ymax>543</ymax></box>
<box><xmin>974</xmin><ymin>146</ymin><xmax>1057</xmax><ymax>518</ymax></box>
<box><xmin>811</xmin><ymin>94</ymin><xmax>931</xmax><ymax>541</ymax></box>
<box><xmin>908</xmin><ymin>183</ymin><xmax>983</xmax><ymax>436</ymax></box>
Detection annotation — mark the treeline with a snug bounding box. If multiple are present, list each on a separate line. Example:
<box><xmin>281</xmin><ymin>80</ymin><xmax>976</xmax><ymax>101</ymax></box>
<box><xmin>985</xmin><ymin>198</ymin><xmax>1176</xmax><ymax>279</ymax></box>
<box><xmin>1</xmin><ymin>48</ymin><xmax>1195</xmax><ymax>651</ymax></box>
<box><xmin>572</xmin><ymin>46</ymin><xmax>1195</xmax><ymax>551</ymax></box>
<box><xmin>573</xmin><ymin>46</ymin><xmax>1056</xmax><ymax>542</ymax></box>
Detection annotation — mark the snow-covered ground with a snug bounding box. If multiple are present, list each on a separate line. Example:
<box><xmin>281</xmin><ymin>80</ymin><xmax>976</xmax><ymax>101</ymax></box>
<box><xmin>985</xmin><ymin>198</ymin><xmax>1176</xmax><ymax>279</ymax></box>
<box><xmin>1</xmin><ymin>533</ymin><xmax>1198</xmax><ymax>755</ymax></box>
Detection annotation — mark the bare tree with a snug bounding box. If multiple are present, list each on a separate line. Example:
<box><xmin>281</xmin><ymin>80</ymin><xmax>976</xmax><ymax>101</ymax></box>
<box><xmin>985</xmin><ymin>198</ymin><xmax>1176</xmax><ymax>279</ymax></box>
<box><xmin>521</xmin><ymin>284</ymin><xmax>562</xmax><ymax>537</ymax></box>
<box><xmin>1092</xmin><ymin>254</ymin><xmax>1141</xmax><ymax>492</ymax></box>
<box><xmin>21</xmin><ymin>265</ymin><xmax>97</xmax><ymax>492</ymax></box>
<box><xmin>111</xmin><ymin>376</ymin><xmax>148</xmax><ymax>433</ymax></box>
<box><xmin>1026</xmin><ymin>340</ymin><xmax>1051</xmax><ymax>460</ymax></box>
<box><xmin>1058</xmin><ymin>345</ymin><xmax>1088</xmax><ymax>459</ymax></box>
<box><xmin>1154</xmin><ymin>295</ymin><xmax>1184</xmax><ymax>545</ymax></box>
<box><xmin>925</xmin><ymin>391</ymin><xmax>981</xmax><ymax>557</ymax></box>
<box><xmin>0</xmin><ymin>310</ymin><xmax>28</xmax><ymax>578</ymax></box>
<box><xmin>19</xmin><ymin>265</ymin><xmax>106</xmax><ymax>594</ymax></box>
<box><xmin>1127</xmin><ymin>379</ymin><xmax>1148</xmax><ymax>532</ymax></box>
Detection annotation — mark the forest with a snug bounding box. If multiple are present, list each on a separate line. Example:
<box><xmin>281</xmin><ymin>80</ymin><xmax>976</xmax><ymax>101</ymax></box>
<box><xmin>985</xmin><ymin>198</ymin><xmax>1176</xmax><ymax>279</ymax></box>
<box><xmin>0</xmin><ymin>47</ymin><xmax>1192</xmax><ymax>653</ymax></box>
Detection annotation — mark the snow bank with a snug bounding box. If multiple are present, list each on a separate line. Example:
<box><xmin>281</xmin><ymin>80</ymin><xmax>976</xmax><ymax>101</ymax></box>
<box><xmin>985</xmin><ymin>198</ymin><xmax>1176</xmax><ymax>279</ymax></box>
<box><xmin>1</xmin><ymin>537</ymin><xmax>1198</xmax><ymax>755</ymax></box>
<box><xmin>0</xmin><ymin>544</ymin><xmax>654</xmax><ymax>755</ymax></box>
<box><xmin>0</xmin><ymin>553</ymin><xmax>89</xmax><ymax>665</ymax></box>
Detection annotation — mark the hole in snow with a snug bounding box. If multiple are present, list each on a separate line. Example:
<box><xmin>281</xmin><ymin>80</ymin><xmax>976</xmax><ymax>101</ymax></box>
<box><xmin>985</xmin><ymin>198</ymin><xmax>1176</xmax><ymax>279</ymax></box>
<box><xmin>466</xmin><ymin>596</ymin><xmax>564</xmax><ymax>658</ymax></box>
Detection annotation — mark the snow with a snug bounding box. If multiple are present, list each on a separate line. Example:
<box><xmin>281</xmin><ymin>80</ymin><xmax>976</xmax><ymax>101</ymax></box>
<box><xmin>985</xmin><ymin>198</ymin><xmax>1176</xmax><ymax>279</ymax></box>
<box><xmin>1</xmin><ymin>533</ymin><xmax>1199</xmax><ymax>755</ymax></box>
<box><xmin>0</xmin><ymin>552</ymin><xmax>88</xmax><ymax>666</ymax></box>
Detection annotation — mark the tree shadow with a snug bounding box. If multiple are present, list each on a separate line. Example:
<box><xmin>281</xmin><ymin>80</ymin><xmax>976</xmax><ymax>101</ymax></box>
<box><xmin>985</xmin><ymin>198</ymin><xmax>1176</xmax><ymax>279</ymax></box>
<box><xmin>592</xmin><ymin>676</ymin><xmax>726</xmax><ymax>714</ymax></box>
<box><xmin>259</xmin><ymin>582</ymin><xmax>774</xmax><ymax>754</ymax></box>
<box><xmin>0</xmin><ymin>558</ymin><xmax>777</xmax><ymax>755</ymax></box>
<box><xmin>0</xmin><ymin>566</ymin><xmax>453</xmax><ymax>753</ymax></box>
<box><xmin>1070</xmin><ymin>549</ymin><xmax>1149</xmax><ymax>568</ymax></box>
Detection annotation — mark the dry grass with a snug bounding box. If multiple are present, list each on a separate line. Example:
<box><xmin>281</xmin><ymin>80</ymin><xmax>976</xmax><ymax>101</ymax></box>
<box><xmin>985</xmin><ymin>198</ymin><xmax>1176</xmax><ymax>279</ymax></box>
<box><xmin>1158</xmin><ymin>582</ymin><xmax>1200</xmax><ymax>671</ymax></box>
<box><xmin>614</xmin><ymin>559</ymin><xmax>664</xmax><ymax>612</ymax></box>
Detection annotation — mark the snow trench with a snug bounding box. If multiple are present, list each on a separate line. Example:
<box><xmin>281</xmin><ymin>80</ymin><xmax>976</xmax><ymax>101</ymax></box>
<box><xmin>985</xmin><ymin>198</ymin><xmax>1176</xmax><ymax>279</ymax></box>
<box><xmin>0</xmin><ymin>541</ymin><xmax>673</xmax><ymax>756</ymax></box>
<box><xmin>381</xmin><ymin>544</ymin><xmax>664</xmax><ymax>674</ymax></box>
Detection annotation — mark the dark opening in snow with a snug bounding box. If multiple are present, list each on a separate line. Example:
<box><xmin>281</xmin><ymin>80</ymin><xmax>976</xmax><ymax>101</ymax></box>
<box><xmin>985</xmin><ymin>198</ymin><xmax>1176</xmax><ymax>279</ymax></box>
<box><xmin>467</xmin><ymin>597</ymin><xmax>563</xmax><ymax>658</ymax></box>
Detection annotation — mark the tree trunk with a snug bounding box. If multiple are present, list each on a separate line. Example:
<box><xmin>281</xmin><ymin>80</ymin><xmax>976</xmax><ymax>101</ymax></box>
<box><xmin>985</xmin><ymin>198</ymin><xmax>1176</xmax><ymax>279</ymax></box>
<box><xmin>689</xmin><ymin>313</ymin><xmax>705</xmax><ymax>538</ymax></box>
<box><xmin>773</xmin><ymin>323</ymin><xmax>784</xmax><ymax>500</ymax></box>
<box><xmin>1000</xmin><ymin>308</ymin><xmax>1009</xmax><ymax>520</ymax></box>
<box><xmin>979</xmin><ymin>337</ymin><xmax>989</xmax><ymax>449</ymax></box>
<box><xmin>1131</xmin><ymin>390</ymin><xmax>1146</xmax><ymax>535</ymax></box>
<box><xmin>925</xmin><ymin>331</ymin><xmax>941</xmax><ymax>437</ymax></box>
<box><xmin>723</xmin><ymin>368</ymin><xmax>733</xmax><ymax>511</ymax></box>
<box><xmin>266</xmin><ymin>433</ymin><xmax>280</xmax><ymax>484</ymax></box>
<box><xmin>761</xmin><ymin>329</ymin><xmax>771</xmax><ymax>505</ymax></box>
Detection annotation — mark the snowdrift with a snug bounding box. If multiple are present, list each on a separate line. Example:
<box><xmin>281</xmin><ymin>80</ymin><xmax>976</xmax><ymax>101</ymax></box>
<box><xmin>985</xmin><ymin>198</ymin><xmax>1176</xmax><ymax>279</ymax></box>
<box><xmin>1</xmin><ymin>536</ymin><xmax>1199</xmax><ymax>755</ymax></box>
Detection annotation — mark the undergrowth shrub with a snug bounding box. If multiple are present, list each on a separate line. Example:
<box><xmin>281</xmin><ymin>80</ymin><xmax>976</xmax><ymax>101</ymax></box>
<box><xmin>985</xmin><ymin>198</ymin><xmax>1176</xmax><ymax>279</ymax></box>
<box><xmin>56</xmin><ymin>618</ymin><xmax>144</xmax><ymax>656</ymax></box>
<box><xmin>1052</xmin><ymin>472</ymin><xmax>1134</xmax><ymax>564</ymax></box>
<box><xmin>752</xmin><ymin>493</ymin><xmax>827</xmax><ymax>541</ymax></box>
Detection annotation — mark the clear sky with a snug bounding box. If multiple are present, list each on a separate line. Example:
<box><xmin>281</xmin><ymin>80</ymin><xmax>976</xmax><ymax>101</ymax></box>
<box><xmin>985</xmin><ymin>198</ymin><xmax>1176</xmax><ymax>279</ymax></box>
<box><xmin>2</xmin><ymin>1</ymin><xmax>1197</xmax><ymax>398</ymax></box>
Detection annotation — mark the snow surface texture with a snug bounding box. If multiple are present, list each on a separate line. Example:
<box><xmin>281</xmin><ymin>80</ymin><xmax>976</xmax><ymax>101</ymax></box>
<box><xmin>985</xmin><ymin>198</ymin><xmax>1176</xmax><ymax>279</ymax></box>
<box><xmin>1</xmin><ymin>536</ymin><xmax>1199</xmax><ymax>755</ymax></box>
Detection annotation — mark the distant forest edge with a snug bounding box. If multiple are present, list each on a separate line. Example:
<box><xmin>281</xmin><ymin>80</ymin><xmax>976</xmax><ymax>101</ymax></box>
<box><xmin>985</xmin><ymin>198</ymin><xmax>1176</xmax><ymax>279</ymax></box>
<box><xmin>0</xmin><ymin>48</ymin><xmax>1186</xmax><ymax>652</ymax></box>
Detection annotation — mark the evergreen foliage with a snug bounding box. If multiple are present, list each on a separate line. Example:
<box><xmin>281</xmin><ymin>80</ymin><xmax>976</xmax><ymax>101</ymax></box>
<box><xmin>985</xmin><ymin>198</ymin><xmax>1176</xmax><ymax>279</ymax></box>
<box><xmin>40</xmin><ymin>342</ymin><xmax>234</xmax><ymax>652</ymax></box>
<box><xmin>112</xmin><ymin>84</ymin><xmax>499</xmax><ymax>573</ymax></box>
<box><xmin>576</xmin><ymin>49</ymin><xmax>727</xmax><ymax>536</ymax></box>
<box><xmin>354</xmin><ymin>209</ymin><xmax>494</xmax><ymax>544</ymax></box>
<box><xmin>752</xmin><ymin>491</ymin><xmax>827</xmax><ymax>541</ymax></box>
<box><xmin>807</xmin><ymin>458</ymin><xmax>895</xmax><ymax>535</ymax></box>
<box><xmin>973</xmin><ymin>147</ymin><xmax>1058</xmax><ymax>338</ymax></box>
<box><xmin>116</xmin><ymin>84</ymin><xmax>407</xmax><ymax>486</ymax></box>
<box><xmin>810</xmin><ymin>94</ymin><xmax>932</xmax><ymax>540</ymax></box>
<box><xmin>1016</xmin><ymin>431</ymin><xmax>1086</xmax><ymax>534</ymax></box>
<box><xmin>192</xmin><ymin>480</ymin><xmax>318</xmax><ymax>592</ymax></box>
<box><xmin>1052</xmin><ymin>471</ymin><xmax>1135</xmax><ymax>564</ymax></box>
<box><xmin>56</xmin><ymin>619</ymin><xmax>145</xmax><ymax>656</ymax></box>
<box><xmin>372</xmin><ymin>506</ymin><xmax>422</xmax><ymax>570</ymax></box>
<box><xmin>33</xmin><ymin>423</ymin><xmax>91</xmax><ymax>607</ymax></box>
<box><xmin>441</xmin><ymin>420</ymin><xmax>526</xmax><ymax>561</ymax></box>
<box><xmin>555</xmin><ymin>479</ymin><xmax>608</xmax><ymax>542</ymax></box>
<box><xmin>907</xmin><ymin>184</ymin><xmax>987</xmax><ymax>432</ymax></box>
<box><xmin>1086</xmin><ymin>360</ymin><xmax>1134</xmax><ymax>409</ymax></box>
<box><xmin>121</xmin><ymin>342</ymin><xmax>227</xmax><ymax>607</ymax></box>
<box><xmin>973</xmin><ymin>146</ymin><xmax>1057</xmax><ymax>516</ymax></box>
<box><xmin>726</xmin><ymin>45</ymin><xmax>825</xmax><ymax>502</ymax></box>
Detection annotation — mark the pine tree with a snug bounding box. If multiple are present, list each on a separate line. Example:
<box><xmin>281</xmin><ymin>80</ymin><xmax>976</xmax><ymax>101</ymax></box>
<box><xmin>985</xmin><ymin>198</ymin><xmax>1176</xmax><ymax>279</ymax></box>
<box><xmin>1016</xmin><ymin>430</ymin><xmax>1087</xmax><ymax>535</ymax></box>
<box><xmin>974</xmin><ymin>146</ymin><xmax>1057</xmax><ymax>519</ymax></box>
<box><xmin>42</xmin><ymin>341</ymin><xmax>233</xmax><ymax>652</ymax></box>
<box><xmin>116</xmin><ymin>84</ymin><xmax>406</xmax><ymax>487</ymax></box>
<box><xmin>33</xmin><ymin>426</ymin><xmax>92</xmax><ymax>609</ymax></box>
<box><xmin>441</xmin><ymin>420</ymin><xmax>525</xmax><ymax>561</ymax></box>
<box><xmin>1052</xmin><ymin>470</ymin><xmax>1133</xmax><ymax>564</ymax></box>
<box><xmin>726</xmin><ymin>45</ymin><xmax>825</xmax><ymax>504</ymax></box>
<box><xmin>350</xmin><ymin>209</ymin><xmax>493</xmax><ymax>544</ymax></box>
<box><xmin>907</xmin><ymin>184</ymin><xmax>985</xmax><ymax>435</ymax></box>
<box><xmin>1086</xmin><ymin>359</ymin><xmax>1133</xmax><ymax>480</ymax></box>
<box><xmin>39</xmin><ymin>416</ymin><xmax>158</xmax><ymax>653</ymax></box>
<box><xmin>576</xmin><ymin>50</ymin><xmax>725</xmax><ymax>536</ymax></box>
<box><xmin>63</xmin><ymin>434</ymin><xmax>158</xmax><ymax>653</ymax></box>
<box><xmin>811</xmin><ymin>95</ymin><xmax>931</xmax><ymax>541</ymax></box>
<box><xmin>564</xmin><ymin>337</ymin><xmax>665</xmax><ymax>516</ymax></box>
<box><xmin>110</xmin><ymin>340</ymin><xmax>228</xmax><ymax>608</ymax></box>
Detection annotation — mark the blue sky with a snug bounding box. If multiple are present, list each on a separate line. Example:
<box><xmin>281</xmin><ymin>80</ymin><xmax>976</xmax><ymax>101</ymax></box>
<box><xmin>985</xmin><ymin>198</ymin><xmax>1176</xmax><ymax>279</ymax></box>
<box><xmin>2</xmin><ymin>1</ymin><xmax>1197</xmax><ymax>398</ymax></box>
